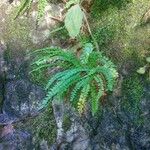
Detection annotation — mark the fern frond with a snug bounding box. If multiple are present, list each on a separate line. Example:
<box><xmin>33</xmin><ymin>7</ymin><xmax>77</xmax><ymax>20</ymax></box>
<box><xmin>77</xmin><ymin>97</ymin><xmax>86</xmax><ymax>115</ymax></box>
<box><xmin>70</xmin><ymin>67</ymin><xmax>99</xmax><ymax>102</ymax></box>
<box><xmin>70</xmin><ymin>76</ymin><xmax>90</xmax><ymax>101</ymax></box>
<box><xmin>94</xmin><ymin>75</ymin><xmax>104</xmax><ymax>102</ymax></box>
<box><xmin>89</xmin><ymin>75</ymin><xmax>104</xmax><ymax>115</ymax></box>
<box><xmin>77</xmin><ymin>83</ymin><xmax>90</xmax><ymax>114</ymax></box>
<box><xmin>94</xmin><ymin>75</ymin><xmax>104</xmax><ymax>92</ymax></box>
<box><xmin>57</xmin><ymin>51</ymin><xmax>81</xmax><ymax>67</ymax></box>
<box><xmin>30</xmin><ymin>64</ymin><xmax>53</xmax><ymax>74</ymax></box>
<box><xmin>96</xmin><ymin>66</ymin><xmax>115</xmax><ymax>91</ymax></box>
<box><xmin>40</xmin><ymin>74</ymin><xmax>81</xmax><ymax>108</ymax></box>
<box><xmin>58</xmin><ymin>68</ymin><xmax>87</xmax><ymax>82</ymax></box>
<box><xmin>30</xmin><ymin>59</ymin><xmax>63</xmax><ymax>74</ymax></box>
<box><xmin>81</xmin><ymin>84</ymin><xmax>90</xmax><ymax>100</ymax></box>
<box><xmin>29</xmin><ymin>47</ymin><xmax>60</xmax><ymax>55</ymax></box>
<box><xmin>46</xmin><ymin>68</ymin><xmax>87</xmax><ymax>90</ymax></box>
<box><xmin>30</xmin><ymin>43</ymin><xmax>118</xmax><ymax>115</ymax></box>
<box><xmin>15</xmin><ymin>0</ymin><xmax>30</xmax><ymax>19</ymax></box>
<box><xmin>31</xmin><ymin>47</ymin><xmax>81</xmax><ymax>67</ymax></box>
<box><xmin>87</xmin><ymin>52</ymin><xmax>100</xmax><ymax>68</ymax></box>
<box><xmin>46</xmin><ymin>72</ymin><xmax>80</xmax><ymax>98</ymax></box>
<box><xmin>45</xmin><ymin>69</ymin><xmax>74</xmax><ymax>90</ymax></box>
<box><xmin>37</xmin><ymin>0</ymin><xmax>47</xmax><ymax>21</ymax></box>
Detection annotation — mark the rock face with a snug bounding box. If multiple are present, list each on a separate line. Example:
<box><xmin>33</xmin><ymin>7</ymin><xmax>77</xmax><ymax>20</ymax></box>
<box><xmin>0</xmin><ymin>0</ymin><xmax>64</xmax><ymax>148</ymax></box>
<box><xmin>0</xmin><ymin>0</ymin><xmax>64</xmax><ymax>51</ymax></box>
<box><xmin>0</xmin><ymin>0</ymin><xmax>150</xmax><ymax>150</ymax></box>
<box><xmin>0</xmin><ymin>42</ymin><xmax>7</xmax><ymax>113</ymax></box>
<box><xmin>3</xmin><ymin>79</ymin><xmax>45</xmax><ymax>119</ymax></box>
<box><xmin>0</xmin><ymin>124</ymin><xmax>33</xmax><ymax>150</ymax></box>
<box><xmin>0</xmin><ymin>42</ymin><xmax>45</xmax><ymax>149</ymax></box>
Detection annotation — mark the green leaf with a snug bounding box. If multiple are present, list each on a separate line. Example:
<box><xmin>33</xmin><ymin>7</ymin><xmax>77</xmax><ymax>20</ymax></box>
<box><xmin>146</xmin><ymin>57</ymin><xmax>150</xmax><ymax>63</ymax></box>
<box><xmin>65</xmin><ymin>4</ymin><xmax>84</xmax><ymax>38</ymax></box>
<box><xmin>137</xmin><ymin>66</ymin><xmax>146</xmax><ymax>74</ymax></box>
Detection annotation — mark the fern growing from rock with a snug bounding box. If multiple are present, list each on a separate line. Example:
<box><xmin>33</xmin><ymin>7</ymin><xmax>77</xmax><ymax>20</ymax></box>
<box><xmin>30</xmin><ymin>43</ymin><xmax>118</xmax><ymax>115</ymax></box>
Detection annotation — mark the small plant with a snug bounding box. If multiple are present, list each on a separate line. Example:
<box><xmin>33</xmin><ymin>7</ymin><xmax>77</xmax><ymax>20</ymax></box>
<box><xmin>30</xmin><ymin>43</ymin><xmax>118</xmax><ymax>115</ymax></box>
<box><xmin>137</xmin><ymin>57</ymin><xmax>150</xmax><ymax>79</ymax></box>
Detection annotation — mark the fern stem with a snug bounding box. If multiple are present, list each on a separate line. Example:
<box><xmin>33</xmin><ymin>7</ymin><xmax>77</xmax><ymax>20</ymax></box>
<box><xmin>82</xmin><ymin>9</ymin><xmax>99</xmax><ymax>51</ymax></box>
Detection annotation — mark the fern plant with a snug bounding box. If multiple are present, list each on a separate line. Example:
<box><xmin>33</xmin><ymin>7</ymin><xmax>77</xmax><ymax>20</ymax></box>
<box><xmin>30</xmin><ymin>43</ymin><xmax>118</xmax><ymax>115</ymax></box>
<box><xmin>15</xmin><ymin>0</ymin><xmax>47</xmax><ymax>21</ymax></box>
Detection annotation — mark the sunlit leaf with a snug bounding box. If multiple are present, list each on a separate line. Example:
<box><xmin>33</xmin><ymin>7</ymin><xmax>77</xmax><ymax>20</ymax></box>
<box><xmin>65</xmin><ymin>4</ymin><xmax>84</xmax><ymax>38</ymax></box>
<box><xmin>146</xmin><ymin>57</ymin><xmax>150</xmax><ymax>63</ymax></box>
<box><xmin>137</xmin><ymin>66</ymin><xmax>146</xmax><ymax>74</ymax></box>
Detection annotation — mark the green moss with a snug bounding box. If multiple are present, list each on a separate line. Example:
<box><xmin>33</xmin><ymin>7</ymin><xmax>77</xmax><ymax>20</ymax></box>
<box><xmin>2</xmin><ymin>12</ymin><xmax>31</xmax><ymax>52</ymax></box>
<box><xmin>122</xmin><ymin>74</ymin><xmax>144</xmax><ymax>124</ymax></box>
<box><xmin>32</xmin><ymin>106</ymin><xmax>57</xmax><ymax>146</ymax></box>
<box><xmin>29</xmin><ymin>67</ymin><xmax>48</xmax><ymax>87</ymax></box>
<box><xmin>51</xmin><ymin>24</ymin><xmax>70</xmax><ymax>43</ymax></box>
<box><xmin>63</xmin><ymin>114</ymin><xmax>72</xmax><ymax>132</ymax></box>
<box><xmin>78</xmin><ymin>34</ymin><xmax>91</xmax><ymax>45</ymax></box>
<box><xmin>90</xmin><ymin>0</ymin><xmax>150</xmax><ymax>64</ymax></box>
<box><xmin>15</xmin><ymin>105</ymin><xmax>57</xmax><ymax>147</ymax></box>
<box><xmin>91</xmin><ymin>0</ymin><xmax>132</xmax><ymax>19</ymax></box>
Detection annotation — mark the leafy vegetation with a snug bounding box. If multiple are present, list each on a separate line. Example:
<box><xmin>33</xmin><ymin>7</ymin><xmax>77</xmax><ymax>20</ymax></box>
<box><xmin>1</xmin><ymin>0</ymin><xmax>149</xmax><ymax>149</ymax></box>
<box><xmin>10</xmin><ymin>0</ymin><xmax>149</xmax><ymax>126</ymax></box>
<box><xmin>30</xmin><ymin>43</ymin><xmax>118</xmax><ymax>115</ymax></box>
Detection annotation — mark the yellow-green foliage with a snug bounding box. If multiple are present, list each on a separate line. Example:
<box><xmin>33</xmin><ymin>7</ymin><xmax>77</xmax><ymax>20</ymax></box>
<box><xmin>91</xmin><ymin>0</ymin><xmax>150</xmax><ymax>63</ymax></box>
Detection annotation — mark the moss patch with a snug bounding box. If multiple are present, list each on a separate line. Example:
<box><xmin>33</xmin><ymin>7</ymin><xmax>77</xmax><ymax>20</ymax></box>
<box><xmin>90</xmin><ymin>0</ymin><xmax>150</xmax><ymax>65</ymax></box>
<box><xmin>15</xmin><ymin>105</ymin><xmax>57</xmax><ymax>147</ymax></box>
<box><xmin>91</xmin><ymin>0</ymin><xmax>132</xmax><ymax>19</ymax></box>
<box><xmin>122</xmin><ymin>74</ymin><xmax>144</xmax><ymax>124</ymax></box>
<box><xmin>63</xmin><ymin>113</ymin><xmax>72</xmax><ymax>132</ymax></box>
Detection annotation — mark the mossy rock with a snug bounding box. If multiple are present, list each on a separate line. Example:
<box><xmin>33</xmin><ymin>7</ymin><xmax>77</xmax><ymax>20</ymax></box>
<box><xmin>63</xmin><ymin>113</ymin><xmax>72</xmax><ymax>132</ymax></box>
<box><xmin>91</xmin><ymin>0</ymin><xmax>132</xmax><ymax>19</ymax></box>
<box><xmin>15</xmin><ymin>105</ymin><xmax>57</xmax><ymax>147</ymax></box>
<box><xmin>122</xmin><ymin>74</ymin><xmax>144</xmax><ymax>124</ymax></box>
<box><xmin>90</xmin><ymin>0</ymin><xmax>150</xmax><ymax>65</ymax></box>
